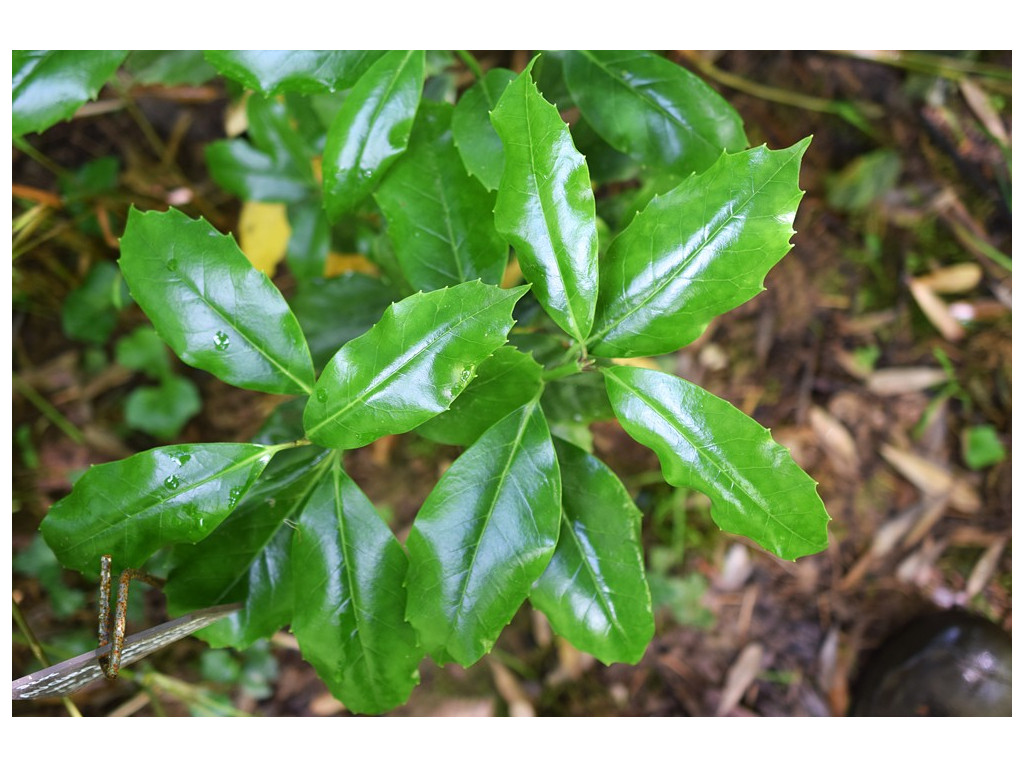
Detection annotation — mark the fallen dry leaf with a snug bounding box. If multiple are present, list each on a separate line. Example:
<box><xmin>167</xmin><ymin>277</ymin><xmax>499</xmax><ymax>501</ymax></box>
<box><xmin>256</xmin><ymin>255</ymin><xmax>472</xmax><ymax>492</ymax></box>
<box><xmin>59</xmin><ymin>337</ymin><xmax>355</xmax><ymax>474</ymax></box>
<box><xmin>913</xmin><ymin>263</ymin><xmax>983</xmax><ymax>294</ymax></box>
<box><xmin>965</xmin><ymin>536</ymin><xmax>1008</xmax><ymax>600</ymax></box>
<box><xmin>907</xmin><ymin>278</ymin><xmax>965</xmax><ymax>341</ymax></box>
<box><xmin>879</xmin><ymin>444</ymin><xmax>981</xmax><ymax>512</ymax></box>
<box><xmin>716</xmin><ymin>642</ymin><xmax>764</xmax><ymax>716</ymax></box>
<box><xmin>809</xmin><ymin>405</ymin><xmax>860</xmax><ymax>477</ymax></box>
<box><xmin>867</xmin><ymin>367</ymin><xmax>948</xmax><ymax>395</ymax></box>
<box><xmin>488</xmin><ymin>658</ymin><xmax>534</xmax><ymax>717</ymax></box>
<box><xmin>959</xmin><ymin>79</ymin><xmax>1010</xmax><ymax>146</ymax></box>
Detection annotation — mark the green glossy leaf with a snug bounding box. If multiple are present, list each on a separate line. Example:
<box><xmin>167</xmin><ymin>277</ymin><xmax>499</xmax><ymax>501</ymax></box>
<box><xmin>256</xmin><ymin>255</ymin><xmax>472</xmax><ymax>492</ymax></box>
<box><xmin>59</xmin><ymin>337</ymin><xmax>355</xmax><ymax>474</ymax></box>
<box><xmin>125</xmin><ymin>51</ymin><xmax>217</xmax><ymax>86</ymax></box>
<box><xmin>541</xmin><ymin>371</ymin><xmax>614</xmax><ymax>426</ymax></box>
<box><xmin>589</xmin><ymin>139</ymin><xmax>810</xmax><ymax>358</ymax></box>
<box><xmin>204</xmin><ymin>50</ymin><xmax>386</xmax><ymax>94</ymax></box>
<box><xmin>491</xmin><ymin>59</ymin><xmax>598</xmax><ymax>343</ymax></box>
<box><xmin>119</xmin><ymin>207</ymin><xmax>315</xmax><ymax>396</ymax></box>
<box><xmin>61</xmin><ymin>261</ymin><xmax>131</xmax><ymax>345</ymax></box>
<box><xmin>303</xmin><ymin>281</ymin><xmax>528</xmax><ymax>449</ymax></box>
<box><xmin>451</xmin><ymin>67</ymin><xmax>516</xmax><ymax>191</ymax></box>
<box><xmin>285</xmin><ymin>201</ymin><xmax>331</xmax><ymax>280</ymax></box>
<box><xmin>40</xmin><ymin>443</ymin><xmax>280</xmax><ymax>575</ymax></box>
<box><xmin>206</xmin><ymin>142</ymin><xmax>311</xmax><ymax>203</ymax></box>
<box><xmin>291</xmin><ymin>456</ymin><xmax>422</xmax><ymax>713</ymax></box>
<box><xmin>13</xmin><ymin>50</ymin><xmax>127</xmax><ymax>136</ymax></box>
<box><xmin>165</xmin><ymin>446</ymin><xmax>332</xmax><ymax>648</ymax></box>
<box><xmin>531</xmin><ymin>439</ymin><xmax>653</xmax><ymax>665</ymax></box>
<box><xmin>571</xmin><ymin>117</ymin><xmax>641</xmax><ymax>185</ymax></box>
<box><xmin>417</xmin><ymin>346</ymin><xmax>544</xmax><ymax>446</ymax></box>
<box><xmin>376</xmin><ymin>102</ymin><xmax>507</xmax><ymax>291</ymax></box>
<box><xmin>245</xmin><ymin>96</ymin><xmax>315</xmax><ymax>183</ymax></box>
<box><xmin>124</xmin><ymin>376</ymin><xmax>202</xmax><ymax>440</ymax></box>
<box><xmin>406</xmin><ymin>401</ymin><xmax>561</xmax><ymax>666</ymax></box>
<box><xmin>540</xmin><ymin>371</ymin><xmax>615</xmax><ymax>452</ymax></box>
<box><xmin>290</xmin><ymin>274</ymin><xmax>399</xmax><ymax>371</ymax></box>
<box><xmin>603</xmin><ymin>366</ymin><xmax>829</xmax><ymax>560</ymax></box>
<box><xmin>284</xmin><ymin>91</ymin><xmax>348</xmax><ymax>152</ymax></box>
<box><xmin>322</xmin><ymin>50</ymin><xmax>425</xmax><ymax>220</ymax></box>
<box><xmin>563</xmin><ymin>51</ymin><xmax>748</xmax><ymax>176</ymax></box>
<box><xmin>206</xmin><ymin>96</ymin><xmax>315</xmax><ymax>203</ymax></box>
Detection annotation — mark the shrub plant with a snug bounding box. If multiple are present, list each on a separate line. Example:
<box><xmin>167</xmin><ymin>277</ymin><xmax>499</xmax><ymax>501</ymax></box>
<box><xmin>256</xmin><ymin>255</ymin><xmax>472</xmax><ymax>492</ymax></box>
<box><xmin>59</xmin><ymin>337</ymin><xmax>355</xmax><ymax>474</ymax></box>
<box><xmin>17</xmin><ymin>49</ymin><xmax>830</xmax><ymax>713</ymax></box>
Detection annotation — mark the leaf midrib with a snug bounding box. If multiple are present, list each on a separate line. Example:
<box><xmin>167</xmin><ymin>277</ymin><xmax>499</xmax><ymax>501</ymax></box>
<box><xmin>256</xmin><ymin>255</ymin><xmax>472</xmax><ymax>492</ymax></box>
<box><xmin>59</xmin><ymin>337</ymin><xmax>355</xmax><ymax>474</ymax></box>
<box><xmin>612</xmin><ymin>370</ymin><xmax>817</xmax><ymax>549</ymax></box>
<box><xmin>170</xmin><ymin>248</ymin><xmax>313</xmax><ymax>395</ymax></box>
<box><xmin>578</xmin><ymin>51</ymin><xmax>721</xmax><ymax>157</ymax></box>
<box><xmin>445</xmin><ymin>404</ymin><xmax>534</xmax><ymax>652</ymax></box>
<box><xmin>63</xmin><ymin>445</ymin><xmax>279</xmax><ymax>560</ymax></box>
<box><xmin>587</xmin><ymin>148</ymin><xmax>798</xmax><ymax>350</ymax></box>
<box><xmin>558</xmin><ymin>514</ymin><xmax>630</xmax><ymax>643</ymax></box>
<box><xmin>342</xmin><ymin>50</ymin><xmax>416</xmax><ymax>180</ymax></box>
<box><xmin>330</xmin><ymin>460</ymin><xmax>386</xmax><ymax>696</ymax></box>
<box><xmin>306</xmin><ymin>289</ymin><xmax>515</xmax><ymax>438</ymax></box>
<box><xmin>516</xmin><ymin>77</ymin><xmax>587</xmax><ymax>342</ymax></box>
<box><xmin>207</xmin><ymin>451</ymin><xmax>334</xmax><ymax>604</ymax></box>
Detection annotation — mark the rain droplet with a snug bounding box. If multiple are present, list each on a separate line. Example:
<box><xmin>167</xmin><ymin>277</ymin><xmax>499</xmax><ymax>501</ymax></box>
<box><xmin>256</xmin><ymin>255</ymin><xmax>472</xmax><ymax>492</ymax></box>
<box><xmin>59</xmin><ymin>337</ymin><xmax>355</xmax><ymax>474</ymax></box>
<box><xmin>181</xmin><ymin>503</ymin><xmax>204</xmax><ymax>528</ymax></box>
<box><xmin>316</xmin><ymin>388</ymin><xmax>328</xmax><ymax>403</ymax></box>
<box><xmin>163</xmin><ymin>475</ymin><xmax>181</xmax><ymax>490</ymax></box>
<box><xmin>166</xmin><ymin>258</ymin><xmax>179</xmax><ymax>271</ymax></box>
<box><xmin>213</xmin><ymin>331</ymin><xmax>230</xmax><ymax>351</ymax></box>
<box><xmin>361</xmin><ymin>168</ymin><xmax>373</xmax><ymax>179</ymax></box>
<box><xmin>459</xmin><ymin>368</ymin><xmax>473</xmax><ymax>384</ymax></box>
<box><xmin>228</xmin><ymin>486</ymin><xmax>244</xmax><ymax>507</ymax></box>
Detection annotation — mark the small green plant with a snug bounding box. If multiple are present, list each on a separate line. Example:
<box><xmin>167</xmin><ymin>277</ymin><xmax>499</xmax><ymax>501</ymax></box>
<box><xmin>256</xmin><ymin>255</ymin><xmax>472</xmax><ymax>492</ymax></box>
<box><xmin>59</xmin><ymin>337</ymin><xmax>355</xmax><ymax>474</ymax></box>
<box><xmin>18</xmin><ymin>50</ymin><xmax>830</xmax><ymax>713</ymax></box>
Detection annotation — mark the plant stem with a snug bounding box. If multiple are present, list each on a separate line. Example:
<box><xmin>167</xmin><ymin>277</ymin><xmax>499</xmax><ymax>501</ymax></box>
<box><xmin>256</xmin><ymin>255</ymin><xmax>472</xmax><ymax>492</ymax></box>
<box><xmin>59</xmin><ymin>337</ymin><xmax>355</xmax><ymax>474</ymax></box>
<box><xmin>140</xmin><ymin>671</ymin><xmax>251</xmax><ymax>716</ymax></box>
<box><xmin>13</xmin><ymin>135</ymin><xmax>66</xmax><ymax>177</ymax></box>
<box><xmin>681</xmin><ymin>53</ymin><xmax>883</xmax><ymax>138</ymax></box>
<box><xmin>456</xmin><ymin>50</ymin><xmax>485</xmax><ymax>81</ymax></box>
<box><xmin>12</xmin><ymin>375</ymin><xmax>85</xmax><ymax>444</ymax></box>
<box><xmin>834</xmin><ymin>50</ymin><xmax>1012</xmax><ymax>88</ymax></box>
<box><xmin>111</xmin><ymin>78</ymin><xmax>167</xmax><ymax>159</ymax></box>
<box><xmin>543</xmin><ymin>360</ymin><xmax>583</xmax><ymax>382</ymax></box>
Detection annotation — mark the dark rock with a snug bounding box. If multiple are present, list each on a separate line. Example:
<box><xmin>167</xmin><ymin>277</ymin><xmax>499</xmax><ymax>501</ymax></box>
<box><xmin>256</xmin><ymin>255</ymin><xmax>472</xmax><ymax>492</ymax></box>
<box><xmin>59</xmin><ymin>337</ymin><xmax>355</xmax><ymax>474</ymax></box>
<box><xmin>851</xmin><ymin>610</ymin><xmax>1011</xmax><ymax>716</ymax></box>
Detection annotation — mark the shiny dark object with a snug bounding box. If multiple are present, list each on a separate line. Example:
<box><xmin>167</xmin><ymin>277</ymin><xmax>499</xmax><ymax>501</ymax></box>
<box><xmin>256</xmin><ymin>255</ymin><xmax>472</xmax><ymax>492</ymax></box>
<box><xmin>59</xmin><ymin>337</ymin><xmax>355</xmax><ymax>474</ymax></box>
<box><xmin>851</xmin><ymin>610</ymin><xmax>1011</xmax><ymax>716</ymax></box>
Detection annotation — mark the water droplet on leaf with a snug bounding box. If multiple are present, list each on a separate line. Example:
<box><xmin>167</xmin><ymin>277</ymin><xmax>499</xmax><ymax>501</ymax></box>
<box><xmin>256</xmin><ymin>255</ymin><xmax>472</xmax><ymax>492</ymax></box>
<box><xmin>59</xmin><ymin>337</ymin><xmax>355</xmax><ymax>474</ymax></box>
<box><xmin>163</xmin><ymin>475</ymin><xmax>181</xmax><ymax>490</ymax></box>
<box><xmin>214</xmin><ymin>331</ymin><xmax>230</xmax><ymax>351</ymax></box>
<box><xmin>316</xmin><ymin>388</ymin><xmax>328</xmax><ymax>403</ymax></box>
<box><xmin>166</xmin><ymin>258</ymin><xmax>179</xmax><ymax>271</ymax></box>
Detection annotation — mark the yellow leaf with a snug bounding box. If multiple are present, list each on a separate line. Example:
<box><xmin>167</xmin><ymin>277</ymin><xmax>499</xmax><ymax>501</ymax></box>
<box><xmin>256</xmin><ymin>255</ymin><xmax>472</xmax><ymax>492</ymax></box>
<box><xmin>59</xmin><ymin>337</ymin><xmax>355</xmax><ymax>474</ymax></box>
<box><xmin>610</xmin><ymin>357</ymin><xmax>661</xmax><ymax>370</ymax></box>
<box><xmin>324</xmin><ymin>252</ymin><xmax>378</xmax><ymax>278</ymax></box>
<box><xmin>238</xmin><ymin>201</ymin><xmax>291</xmax><ymax>276</ymax></box>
